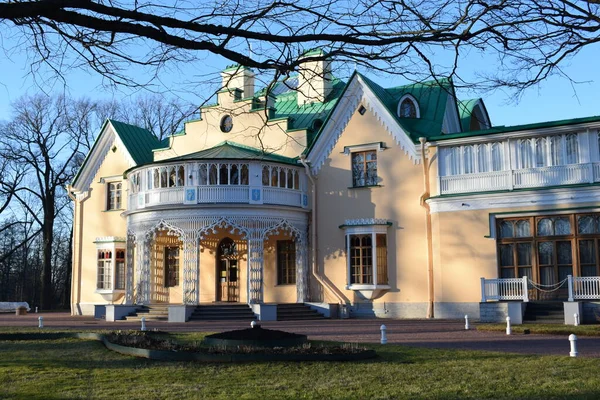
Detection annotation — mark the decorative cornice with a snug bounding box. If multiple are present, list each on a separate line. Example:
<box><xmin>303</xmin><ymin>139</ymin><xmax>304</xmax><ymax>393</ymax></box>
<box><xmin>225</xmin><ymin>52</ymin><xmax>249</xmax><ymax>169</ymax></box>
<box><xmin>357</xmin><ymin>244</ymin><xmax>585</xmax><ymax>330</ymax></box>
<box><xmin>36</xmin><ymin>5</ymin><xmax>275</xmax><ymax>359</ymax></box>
<box><xmin>428</xmin><ymin>186</ymin><xmax>600</xmax><ymax>214</ymax></box>
<box><xmin>94</xmin><ymin>236</ymin><xmax>127</xmax><ymax>243</ymax></box>
<box><xmin>340</xmin><ymin>218</ymin><xmax>392</xmax><ymax>227</ymax></box>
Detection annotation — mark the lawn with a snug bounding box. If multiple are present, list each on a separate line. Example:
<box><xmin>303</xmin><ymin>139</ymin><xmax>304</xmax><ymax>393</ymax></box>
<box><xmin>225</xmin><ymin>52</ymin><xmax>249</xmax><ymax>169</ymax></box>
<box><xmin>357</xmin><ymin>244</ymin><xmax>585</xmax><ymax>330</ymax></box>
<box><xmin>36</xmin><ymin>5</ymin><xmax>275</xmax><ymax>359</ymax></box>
<box><xmin>477</xmin><ymin>323</ymin><xmax>600</xmax><ymax>337</ymax></box>
<box><xmin>1</xmin><ymin>330</ymin><xmax>600</xmax><ymax>399</ymax></box>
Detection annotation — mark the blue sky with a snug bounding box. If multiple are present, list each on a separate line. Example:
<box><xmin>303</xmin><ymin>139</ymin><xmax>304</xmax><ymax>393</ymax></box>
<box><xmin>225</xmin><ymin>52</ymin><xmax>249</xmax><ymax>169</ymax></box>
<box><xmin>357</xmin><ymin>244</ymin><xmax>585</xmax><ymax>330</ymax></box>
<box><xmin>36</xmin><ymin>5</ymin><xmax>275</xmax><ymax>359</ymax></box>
<box><xmin>0</xmin><ymin>38</ymin><xmax>598</xmax><ymax>129</ymax></box>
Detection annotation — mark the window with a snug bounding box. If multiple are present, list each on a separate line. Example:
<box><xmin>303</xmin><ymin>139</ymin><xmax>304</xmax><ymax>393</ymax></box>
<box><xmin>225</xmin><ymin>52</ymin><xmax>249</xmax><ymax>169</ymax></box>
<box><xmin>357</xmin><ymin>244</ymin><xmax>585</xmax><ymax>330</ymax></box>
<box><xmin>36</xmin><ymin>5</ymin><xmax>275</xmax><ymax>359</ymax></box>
<box><xmin>261</xmin><ymin>166</ymin><xmax>300</xmax><ymax>189</ymax></box>
<box><xmin>517</xmin><ymin>134</ymin><xmax>580</xmax><ymax>169</ymax></box>
<box><xmin>497</xmin><ymin>213</ymin><xmax>600</xmax><ymax>293</ymax></box>
<box><xmin>95</xmin><ymin>242</ymin><xmax>126</xmax><ymax>292</ymax></box>
<box><xmin>164</xmin><ymin>246</ymin><xmax>180</xmax><ymax>287</ymax></box>
<box><xmin>352</xmin><ymin>150</ymin><xmax>378</xmax><ymax>187</ymax></box>
<box><xmin>107</xmin><ymin>182</ymin><xmax>122</xmax><ymax>210</ymax></box>
<box><xmin>440</xmin><ymin>142</ymin><xmax>504</xmax><ymax>176</ymax></box>
<box><xmin>397</xmin><ymin>95</ymin><xmax>419</xmax><ymax>118</ymax></box>
<box><xmin>277</xmin><ymin>240</ymin><xmax>296</xmax><ymax>285</ymax></box>
<box><xmin>97</xmin><ymin>250</ymin><xmax>112</xmax><ymax>289</ymax></box>
<box><xmin>348</xmin><ymin>234</ymin><xmax>388</xmax><ymax>285</ymax></box>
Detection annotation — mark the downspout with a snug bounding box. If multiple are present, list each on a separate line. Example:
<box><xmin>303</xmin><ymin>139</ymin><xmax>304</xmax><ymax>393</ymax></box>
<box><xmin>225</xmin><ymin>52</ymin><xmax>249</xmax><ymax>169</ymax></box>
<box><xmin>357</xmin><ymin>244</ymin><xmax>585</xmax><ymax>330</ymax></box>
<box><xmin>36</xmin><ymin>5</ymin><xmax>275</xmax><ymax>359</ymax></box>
<box><xmin>66</xmin><ymin>184</ymin><xmax>89</xmax><ymax>315</ymax></box>
<box><xmin>299</xmin><ymin>156</ymin><xmax>346</xmax><ymax>306</ymax></box>
<box><xmin>418</xmin><ymin>138</ymin><xmax>435</xmax><ymax>319</ymax></box>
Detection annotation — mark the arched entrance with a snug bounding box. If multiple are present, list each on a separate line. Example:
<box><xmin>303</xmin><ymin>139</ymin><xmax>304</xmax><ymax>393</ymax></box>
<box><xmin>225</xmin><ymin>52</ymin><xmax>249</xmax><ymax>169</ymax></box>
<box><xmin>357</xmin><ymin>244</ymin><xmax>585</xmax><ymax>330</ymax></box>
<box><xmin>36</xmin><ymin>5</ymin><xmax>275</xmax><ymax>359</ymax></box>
<box><xmin>216</xmin><ymin>238</ymin><xmax>239</xmax><ymax>302</ymax></box>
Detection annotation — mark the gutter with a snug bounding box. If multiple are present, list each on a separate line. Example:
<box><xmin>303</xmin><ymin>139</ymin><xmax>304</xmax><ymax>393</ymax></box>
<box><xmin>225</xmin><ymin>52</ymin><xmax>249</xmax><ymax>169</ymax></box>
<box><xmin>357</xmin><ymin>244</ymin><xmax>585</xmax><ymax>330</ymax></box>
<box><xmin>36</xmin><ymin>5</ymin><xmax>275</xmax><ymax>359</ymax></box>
<box><xmin>299</xmin><ymin>156</ymin><xmax>346</xmax><ymax>307</ymax></box>
<box><xmin>66</xmin><ymin>184</ymin><xmax>90</xmax><ymax>316</ymax></box>
<box><xmin>418</xmin><ymin>138</ymin><xmax>435</xmax><ymax>319</ymax></box>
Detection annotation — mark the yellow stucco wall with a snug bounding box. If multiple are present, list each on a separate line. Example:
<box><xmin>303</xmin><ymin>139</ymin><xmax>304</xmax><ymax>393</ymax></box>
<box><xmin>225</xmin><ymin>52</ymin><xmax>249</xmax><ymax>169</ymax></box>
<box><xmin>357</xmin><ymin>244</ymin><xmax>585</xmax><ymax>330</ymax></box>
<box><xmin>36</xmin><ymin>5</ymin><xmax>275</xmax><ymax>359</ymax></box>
<box><xmin>315</xmin><ymin>103</ymin><xmax>430</xmax><ymax>304</ymax></box>
<box><xmin>154</xmin><ymin>93</ymin><xmax>307</xmax><ymax>161</ymax></box>
<box><xmin>77</xmin><ymin>139</ymin><xmax>130</xmax><ymax>311</ymax></box>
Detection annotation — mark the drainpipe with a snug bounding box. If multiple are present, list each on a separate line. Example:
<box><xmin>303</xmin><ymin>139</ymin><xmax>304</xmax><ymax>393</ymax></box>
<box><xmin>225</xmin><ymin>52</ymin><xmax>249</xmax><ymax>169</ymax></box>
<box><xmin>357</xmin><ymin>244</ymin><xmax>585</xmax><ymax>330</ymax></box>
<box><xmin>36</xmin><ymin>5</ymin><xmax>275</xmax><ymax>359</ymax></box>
<box><xmin>66</xmin><ymin>184</ymin><xmax>89</xmax><ymax>316</ymax></box>
<box><xmin>299</xmin><ymin>156</ymin><xmax>346</xmax><ymax>307</ymax></box>
<box><xmin>418</xmin><ymin>138</ymin><xmax>435</xmax><ymax>319</ymax></box>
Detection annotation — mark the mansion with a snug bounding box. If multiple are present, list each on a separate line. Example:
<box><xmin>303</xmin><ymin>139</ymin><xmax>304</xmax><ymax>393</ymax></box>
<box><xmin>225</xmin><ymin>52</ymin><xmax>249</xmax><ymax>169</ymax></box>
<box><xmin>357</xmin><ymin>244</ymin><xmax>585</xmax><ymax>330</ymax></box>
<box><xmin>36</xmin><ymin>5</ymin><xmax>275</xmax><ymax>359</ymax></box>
<box><xmin>69</xmin><ymin>51</ymin><xmax>600</xmax><ymax>322</ymax></box>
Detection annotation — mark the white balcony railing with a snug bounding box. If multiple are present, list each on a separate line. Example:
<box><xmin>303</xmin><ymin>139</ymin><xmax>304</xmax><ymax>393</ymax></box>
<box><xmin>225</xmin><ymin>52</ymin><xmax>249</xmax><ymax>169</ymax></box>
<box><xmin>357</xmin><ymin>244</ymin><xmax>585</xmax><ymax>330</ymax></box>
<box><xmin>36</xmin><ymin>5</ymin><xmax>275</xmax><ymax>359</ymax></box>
<box><xmin>440</xmin><ymin>162</ymin><xmax>600</xmax><ymax>195</ymax></box>
<box><xmin>480</xmin><ymin>277</ymin><xmax>529</xmax><ymax>302</ymax></box>
<box><xmin>568</xmin><ymin>275</ymin><xmax>600</xmax><ymax>301</ymax></box>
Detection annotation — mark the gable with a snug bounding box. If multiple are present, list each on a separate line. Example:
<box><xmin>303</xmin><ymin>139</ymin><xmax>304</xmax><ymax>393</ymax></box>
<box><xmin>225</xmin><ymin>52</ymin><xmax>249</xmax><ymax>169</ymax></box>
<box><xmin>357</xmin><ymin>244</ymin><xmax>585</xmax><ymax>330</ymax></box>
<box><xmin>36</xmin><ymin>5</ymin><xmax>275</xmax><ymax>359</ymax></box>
<box><xmin>305</xmin><ymin>74</ymin><xmax>425</xmax><ymax>174</ymax></box>
<box><xmin>71</xmin><ymin>120</ymin><xmax>158</xmax><ymax>193</ymax></box>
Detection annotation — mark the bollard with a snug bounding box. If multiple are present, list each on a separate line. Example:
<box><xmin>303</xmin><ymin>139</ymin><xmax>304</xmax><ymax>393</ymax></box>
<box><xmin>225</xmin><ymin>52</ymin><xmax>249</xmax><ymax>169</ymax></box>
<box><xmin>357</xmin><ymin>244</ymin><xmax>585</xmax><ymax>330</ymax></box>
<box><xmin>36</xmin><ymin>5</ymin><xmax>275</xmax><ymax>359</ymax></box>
<box><xmin>38</xmin><ymin>316</ymin><xmax>43</xmax><ymax>329</ymax></box>
<box><xmin>464</xmin><ymin>315</ymin><xmax>470</xmax><ymax>330</ymax></box>
<box><xmin>35</xmin><ymin>307</ymin><xmax>38</xmax><ymax>313</ymax></box>
<box><xmin>506</xmin><ymin>316</ymin><xmax>511</xmax><ymax>335</ymax></box>
<box><xmin>380</xmin><ymin>324</ymin><xmax>387</xmax><ymax>344</ymax></box>
<box><xmin>574</xmin><ymin>313</ymin><xmax>580</xmax><ymax>327</ymax></box>
<box><xmin>251</xmin><ymin>320</ymin><xmax>257</xmax><ymax>328</ymax></box>
<box><xmin>569</xmin><ymin>334</ymin><xmax>578</xmax><ymax>357</ymax></box>
<box><xmin>140</xmin><ymin>316</ymin><xmax>146</xmax><ymax>331</ymax></box>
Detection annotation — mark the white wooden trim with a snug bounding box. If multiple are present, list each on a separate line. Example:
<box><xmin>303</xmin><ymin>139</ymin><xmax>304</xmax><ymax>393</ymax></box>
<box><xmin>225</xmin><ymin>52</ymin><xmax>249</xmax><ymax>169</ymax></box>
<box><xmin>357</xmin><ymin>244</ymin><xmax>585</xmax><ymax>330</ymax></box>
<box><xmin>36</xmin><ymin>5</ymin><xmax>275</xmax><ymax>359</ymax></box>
<box><xmin>307</xmin><ymin>75</ymin><xmax>420</xmax><ymax>174</ymax></box>
<box><xmin>428</xmin><ymin>185</ymin><xmax>600</xmax><ymax>214</ymax></box>
<box><xmin>397</xmin><ymin>94</ymin><xmax>421</xmax><ymax>119</ymax></box>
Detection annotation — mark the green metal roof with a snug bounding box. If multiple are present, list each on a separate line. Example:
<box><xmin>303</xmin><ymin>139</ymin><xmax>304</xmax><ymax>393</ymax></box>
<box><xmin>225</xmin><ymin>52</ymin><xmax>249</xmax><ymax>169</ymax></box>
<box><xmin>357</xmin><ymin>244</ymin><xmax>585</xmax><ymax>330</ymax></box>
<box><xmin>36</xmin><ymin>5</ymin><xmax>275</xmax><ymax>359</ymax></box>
<box><xmin>71</xmin><ymin>119</ymin><xmax>160</xmax><ymax>186</ymax></box>
<box><xmin>359</xmin><ymin>73</ymin><xmax>452</xmax><ymax>142</ymax></box>
<box><xmin>108</xmin><ymin>120</ymin><xmax>160</xmax><ymax>164</ymax></box>
<box><xmin>169</xmin><ymin>141</ymin><xmax>298</xmax><ymax>165</ymax></box>
<box><xmin>428</xmin><ymin>114</ymin><xmax>600</xmax><ymax>142</ymax></box>
<box><xmin>458</xmin><ymin>99</ymin><xmax>480</xmax><ymax>132</ymax></box>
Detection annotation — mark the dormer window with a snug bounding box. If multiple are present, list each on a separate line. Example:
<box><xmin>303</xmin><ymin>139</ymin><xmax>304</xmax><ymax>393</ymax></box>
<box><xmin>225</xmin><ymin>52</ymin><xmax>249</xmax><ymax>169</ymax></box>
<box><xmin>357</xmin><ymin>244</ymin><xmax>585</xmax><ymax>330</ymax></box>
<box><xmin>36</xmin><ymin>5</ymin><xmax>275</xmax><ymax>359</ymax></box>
<box><xmin>397</xmin><ymin>95</ymin><xmax>420</xmax><ymax>119</ymax></box>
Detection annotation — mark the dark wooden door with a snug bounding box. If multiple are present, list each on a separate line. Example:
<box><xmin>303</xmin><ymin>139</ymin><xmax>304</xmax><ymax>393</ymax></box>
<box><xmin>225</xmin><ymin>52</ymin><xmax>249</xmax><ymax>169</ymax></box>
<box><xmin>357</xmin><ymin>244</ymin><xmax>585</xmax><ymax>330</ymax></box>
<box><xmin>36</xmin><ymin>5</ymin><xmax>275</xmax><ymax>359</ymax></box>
<box><xmin>217</xmin><ymin>238</ymin><xmax>239</xmax><ymax>302</ymax></box>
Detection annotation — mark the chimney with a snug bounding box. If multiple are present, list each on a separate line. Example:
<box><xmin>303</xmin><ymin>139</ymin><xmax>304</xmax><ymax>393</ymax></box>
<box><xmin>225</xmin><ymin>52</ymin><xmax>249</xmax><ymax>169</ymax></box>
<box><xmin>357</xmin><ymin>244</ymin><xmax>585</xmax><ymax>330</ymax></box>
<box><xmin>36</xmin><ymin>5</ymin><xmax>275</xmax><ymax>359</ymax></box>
<box><xmin>220</xmin><ymin>65</ymin><xmax>255</xmax><ymax>99</ymax></box>
<box><xmin>297</xmin><ymin>49</ymin><xmax>332</xmax><ymax>106</ymax></box>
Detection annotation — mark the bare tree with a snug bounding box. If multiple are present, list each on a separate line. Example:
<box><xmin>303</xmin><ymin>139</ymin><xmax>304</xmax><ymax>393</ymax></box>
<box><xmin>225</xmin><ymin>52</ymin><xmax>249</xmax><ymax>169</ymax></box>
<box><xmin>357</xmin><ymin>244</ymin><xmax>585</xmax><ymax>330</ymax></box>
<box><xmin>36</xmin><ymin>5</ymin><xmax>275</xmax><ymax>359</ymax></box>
<box><xmin>0</xmin><ymin>0</ymin><xmax>598</xmax><ymax>93</ymax></box>
<box><xmin>0</xmin><ymin>94</ymin><xmax>84</xmax><ymax>309</ymax></box>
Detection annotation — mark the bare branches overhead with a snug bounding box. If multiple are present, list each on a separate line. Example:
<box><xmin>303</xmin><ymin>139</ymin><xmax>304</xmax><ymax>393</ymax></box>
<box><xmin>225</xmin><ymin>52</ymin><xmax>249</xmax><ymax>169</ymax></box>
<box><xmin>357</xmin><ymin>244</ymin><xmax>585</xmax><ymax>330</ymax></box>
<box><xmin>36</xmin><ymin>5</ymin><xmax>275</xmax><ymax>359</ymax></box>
<box><xmin>1</xmin><ymin>0</ymin><xmax>598</xmax><ymax>91</ymax></box>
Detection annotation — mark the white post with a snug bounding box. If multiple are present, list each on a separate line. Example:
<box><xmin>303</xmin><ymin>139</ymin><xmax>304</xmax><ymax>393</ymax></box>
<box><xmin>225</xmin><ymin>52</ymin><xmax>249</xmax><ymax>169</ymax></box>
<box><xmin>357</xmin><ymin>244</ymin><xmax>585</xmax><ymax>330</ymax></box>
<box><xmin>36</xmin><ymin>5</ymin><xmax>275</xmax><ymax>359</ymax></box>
<box><xmin>35</xmin><ymin>307</ymin><xmax>38</xmax><ymax>313</ymax></box>
<box><xmin>38</xmin><ymin>316</ymin><xmax>43</xmax><ymax>329</ymax></box>
<box><xmin>464</xmin><ymin>315</ymin><xmax>470</xmax><ymax>330</ymax></box>
<box><xmin>380</xmin><ymin>324</ymin><xmax>387</xmax><ymax>345</ymax></box>
<box><xmin>574</xmin><ymin>313</ymin><xmax>580</xmax><ymax>327</ymax></box>
<box><xmin>567</xmin><ymin>275</ymin><xmax>574</xmax><ymax>302</ymax></box>
<box><xmin>569</xmin><ymin>334</ymin><xmax>578</xmax><ymax>357</ymax></box>
<box><xmin>251</xmin><ymin>320</ymin><xmax>257</xmax><ymax>328</ymax></box>
<box><xmin>140</xmin><ymin>316</ymin><xmax>146</xmax><ymax>331</ymax></box>
<box><xmin>481</xmin><ymin>278</ymin><xmax>487</xmax><ymax>302</ymax></box>
<box><xmin>506</xmin><ymin>316</ymin><xmax>511</xmax><ymax>335</ymax></box>
<box><xmin>522</xmin><ymin>276</ymin><xmax>529</xmax><ymax>302</ymax></box>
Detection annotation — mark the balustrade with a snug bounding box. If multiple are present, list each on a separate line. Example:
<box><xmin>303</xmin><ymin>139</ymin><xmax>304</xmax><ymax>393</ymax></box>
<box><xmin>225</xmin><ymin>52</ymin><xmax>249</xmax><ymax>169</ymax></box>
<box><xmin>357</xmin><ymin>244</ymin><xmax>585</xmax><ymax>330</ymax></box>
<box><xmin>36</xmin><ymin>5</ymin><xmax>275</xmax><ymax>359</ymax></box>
<box><xmin>480</xmin><ymin>277</ymin><xmax>529</xmax><ymax>302</ymax></box>
<box><xmin>127</xmin><ymin>161</ymin><xmax>307</xmax><ymax>211</ymax></box>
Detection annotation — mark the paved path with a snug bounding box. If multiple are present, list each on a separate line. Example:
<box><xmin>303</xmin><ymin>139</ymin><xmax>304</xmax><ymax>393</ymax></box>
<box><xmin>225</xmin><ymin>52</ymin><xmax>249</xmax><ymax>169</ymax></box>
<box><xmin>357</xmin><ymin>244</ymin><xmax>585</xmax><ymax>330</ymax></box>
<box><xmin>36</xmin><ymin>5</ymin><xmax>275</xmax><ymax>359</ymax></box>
<box><xmin>2</xmin><ymin>312</ymin><xmax>599</xmax><ymax>357</ymax></box>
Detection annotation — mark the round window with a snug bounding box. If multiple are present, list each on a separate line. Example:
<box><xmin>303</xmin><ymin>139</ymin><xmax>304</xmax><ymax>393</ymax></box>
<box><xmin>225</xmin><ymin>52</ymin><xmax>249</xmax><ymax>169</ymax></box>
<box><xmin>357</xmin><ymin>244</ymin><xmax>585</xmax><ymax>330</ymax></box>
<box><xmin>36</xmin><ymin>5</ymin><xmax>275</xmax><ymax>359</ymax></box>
<box><xmin>220</xmin><ymin>115</ymin><xmax>233</xmax><ymax>133</ymax></box>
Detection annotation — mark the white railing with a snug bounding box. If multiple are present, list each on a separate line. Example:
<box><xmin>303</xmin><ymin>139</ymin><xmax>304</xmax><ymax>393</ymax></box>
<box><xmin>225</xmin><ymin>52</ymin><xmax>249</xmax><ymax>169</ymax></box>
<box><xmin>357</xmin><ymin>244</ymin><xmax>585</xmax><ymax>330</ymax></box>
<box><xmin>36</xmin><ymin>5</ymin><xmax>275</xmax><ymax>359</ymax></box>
<box><xmin>568</xmin><ymin>275</ymin><xmax>600</xmax><ymax>301</ymax></box>
<box><xmin>440</xmin><ymin>171</ymin><xmax>510</xmax><ymax>194</ymax></box>
<box><xmin>197</xmin><ymin>185</ymin><xmax>249</xmax><ymax>203</ymax></box>
<box><xmin>481</xmin><ymin>276</ymin><xmax>529</xmax><ymax>302</ymax></box>
<box><xmin>264</xmin><ymin>187</ymin><xmax>303</xmax><ymax>207</ymax></box>
<box><xmin>513</xmin><ymin>164</ymin><xmax>590</xmax><ymax>189</ymax></box>
<box><xmin>129</xmin><ymin>185</ymin><xmax>305</xmax><ymax>210</ymax></box>
<box><xmin>441</xmin><ymin>162</ymin><xmax>600</xmax><ymax>195</ymax></box>
<box><xmin>144</xmin><ymin>187</ymin><xmax>184</xmax><ymax>205</ymax></box>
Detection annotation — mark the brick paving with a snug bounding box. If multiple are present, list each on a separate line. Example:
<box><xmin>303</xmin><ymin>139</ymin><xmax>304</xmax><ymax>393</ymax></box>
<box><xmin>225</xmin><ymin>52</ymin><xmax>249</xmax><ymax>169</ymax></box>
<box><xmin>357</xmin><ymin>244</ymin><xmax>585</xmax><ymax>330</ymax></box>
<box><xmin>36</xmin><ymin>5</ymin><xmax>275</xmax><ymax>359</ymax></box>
<box><xmin>2</xmin><ymin>312</ymin><xmax>600</xmax><ymax>357</ymax></box>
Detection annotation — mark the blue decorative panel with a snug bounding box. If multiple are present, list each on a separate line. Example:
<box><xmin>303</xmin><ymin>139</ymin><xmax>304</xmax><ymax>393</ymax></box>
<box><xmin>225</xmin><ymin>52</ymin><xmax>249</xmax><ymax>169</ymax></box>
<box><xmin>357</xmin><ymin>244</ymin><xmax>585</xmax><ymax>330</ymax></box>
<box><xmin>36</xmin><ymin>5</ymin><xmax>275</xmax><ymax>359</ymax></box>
<box><xmin>252</xmin><ymin>189</ymin><xmax>261</xmax><ymax>201</ymax></box>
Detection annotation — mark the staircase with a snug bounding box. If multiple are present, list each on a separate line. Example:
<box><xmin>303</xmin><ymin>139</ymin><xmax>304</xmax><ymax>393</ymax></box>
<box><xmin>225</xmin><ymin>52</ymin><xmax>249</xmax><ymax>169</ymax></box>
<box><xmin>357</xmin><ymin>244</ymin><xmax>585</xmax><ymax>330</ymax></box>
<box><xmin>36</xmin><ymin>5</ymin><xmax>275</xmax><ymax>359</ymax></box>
<box><xmin>277</xmin><ymin>303</ymin><xmax>326</xmax><ymax>321</ymax></box>
<box><xmin>124</xmin><ymin>304</ymin><xmax>169</xmax><ymax>321</ymax></box>
<box><xmin>189</xmin><ymin>304</ymin><xmax>256</xmax><ymax>321</ymax></box>
<box><xmin>524</xmin><ymin>301</ymin><xmax>564</xmax><ymax>324</ymax></box>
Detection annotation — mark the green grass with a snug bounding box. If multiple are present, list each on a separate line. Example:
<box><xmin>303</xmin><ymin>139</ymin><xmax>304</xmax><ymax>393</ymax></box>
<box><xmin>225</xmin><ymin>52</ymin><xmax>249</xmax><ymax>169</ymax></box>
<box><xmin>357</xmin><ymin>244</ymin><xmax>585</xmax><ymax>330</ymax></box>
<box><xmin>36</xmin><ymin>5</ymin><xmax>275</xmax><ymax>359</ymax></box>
<box><xmin>1</xmin><ymin>330</ymin><xmax>600</xmax><ymax>399</ymax></box>
<box><xmin>477</xmin><ymin>323</ymin><xmax>600</xmax><ymax>336</ymax></box>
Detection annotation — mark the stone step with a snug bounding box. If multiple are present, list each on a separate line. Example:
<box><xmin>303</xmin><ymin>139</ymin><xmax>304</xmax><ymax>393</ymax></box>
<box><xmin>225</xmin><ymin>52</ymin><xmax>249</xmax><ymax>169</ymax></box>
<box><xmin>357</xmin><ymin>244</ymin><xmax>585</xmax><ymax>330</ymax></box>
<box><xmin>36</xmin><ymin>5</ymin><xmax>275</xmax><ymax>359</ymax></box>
<box><xmin>276</xmin><ymin>303</ymin><xmax>326</xmax><ymax>321</ymax></box>
<box><xmin>189</xmin><ymin>304</ymin><xmax>255</xmax><ymax>321</ymax></box>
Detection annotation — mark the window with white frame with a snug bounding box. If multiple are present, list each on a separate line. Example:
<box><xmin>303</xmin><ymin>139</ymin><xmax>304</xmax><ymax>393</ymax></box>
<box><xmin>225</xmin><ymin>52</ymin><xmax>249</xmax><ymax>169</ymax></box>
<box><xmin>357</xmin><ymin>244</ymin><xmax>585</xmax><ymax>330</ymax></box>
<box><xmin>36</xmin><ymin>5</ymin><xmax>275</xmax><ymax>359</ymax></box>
<box><xmin>517</xmin><ymin>134</ymin><xmax>579</xmax><ymax>169</ymax></box>
<box><xmin>341</xmin><ymin>220</ymin><xmax>390</xmax><ymax>288</ymax></box>
<box><xmin>95</xmin><ymin>238</ymin><xmax>126</xmax><ymax>292</ymax></box>
<box><xmin>106</xmin><ymin>182</ymin><xmax>122</xmax><ymax>210</ymax></box>
<box><xmin>397</xmin><ymin>95</ymin><xmax>420</xmax><ymax>119</ymax></box>
<box><xmin>440</xmin><ymin>142</ymin><xmax>504</xmax><ymax>176</ymax></box>
<box><xmin>352</xmin><ymin>150</ymin><xmax>378</xmax><ymax>187</ymax></box>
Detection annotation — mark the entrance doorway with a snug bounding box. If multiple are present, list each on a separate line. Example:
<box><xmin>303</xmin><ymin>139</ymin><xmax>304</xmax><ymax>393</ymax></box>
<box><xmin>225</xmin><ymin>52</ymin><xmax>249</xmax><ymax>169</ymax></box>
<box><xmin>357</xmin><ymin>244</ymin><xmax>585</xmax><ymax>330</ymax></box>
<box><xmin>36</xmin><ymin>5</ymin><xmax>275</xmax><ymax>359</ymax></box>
<box><xmin>216</xmin><ymin>238</ymin><xmax>239</xmax><ymax>302</ymax></box>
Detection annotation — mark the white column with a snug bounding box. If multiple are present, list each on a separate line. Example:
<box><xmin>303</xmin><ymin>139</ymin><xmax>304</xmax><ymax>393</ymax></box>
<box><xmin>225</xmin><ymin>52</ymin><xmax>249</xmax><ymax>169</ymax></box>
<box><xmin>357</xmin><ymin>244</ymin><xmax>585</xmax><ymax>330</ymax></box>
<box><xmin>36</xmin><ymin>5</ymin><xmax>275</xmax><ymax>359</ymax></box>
<box><xmin>136</xmin><ymin>237</ymin><xmax>151</xmax><ymax>304</ymax></box>
<box><xmin>296</xmin><ymin>230</ymin><xmax>309</xmax><ymax>302</ymax></box>
<box><xmin>182</xmin><ymin>233</ymin><xmax>199</xmax><ymax>304</ymax></box>
<box><xmin>247</xmin><ymin>234</ymin><xmax>264</xmax><ymax>304</ymax></box>
<box><xmin>125</xmin><ymin>234</ymin><xmax>135</xmax><ymax>305</ymax></box>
